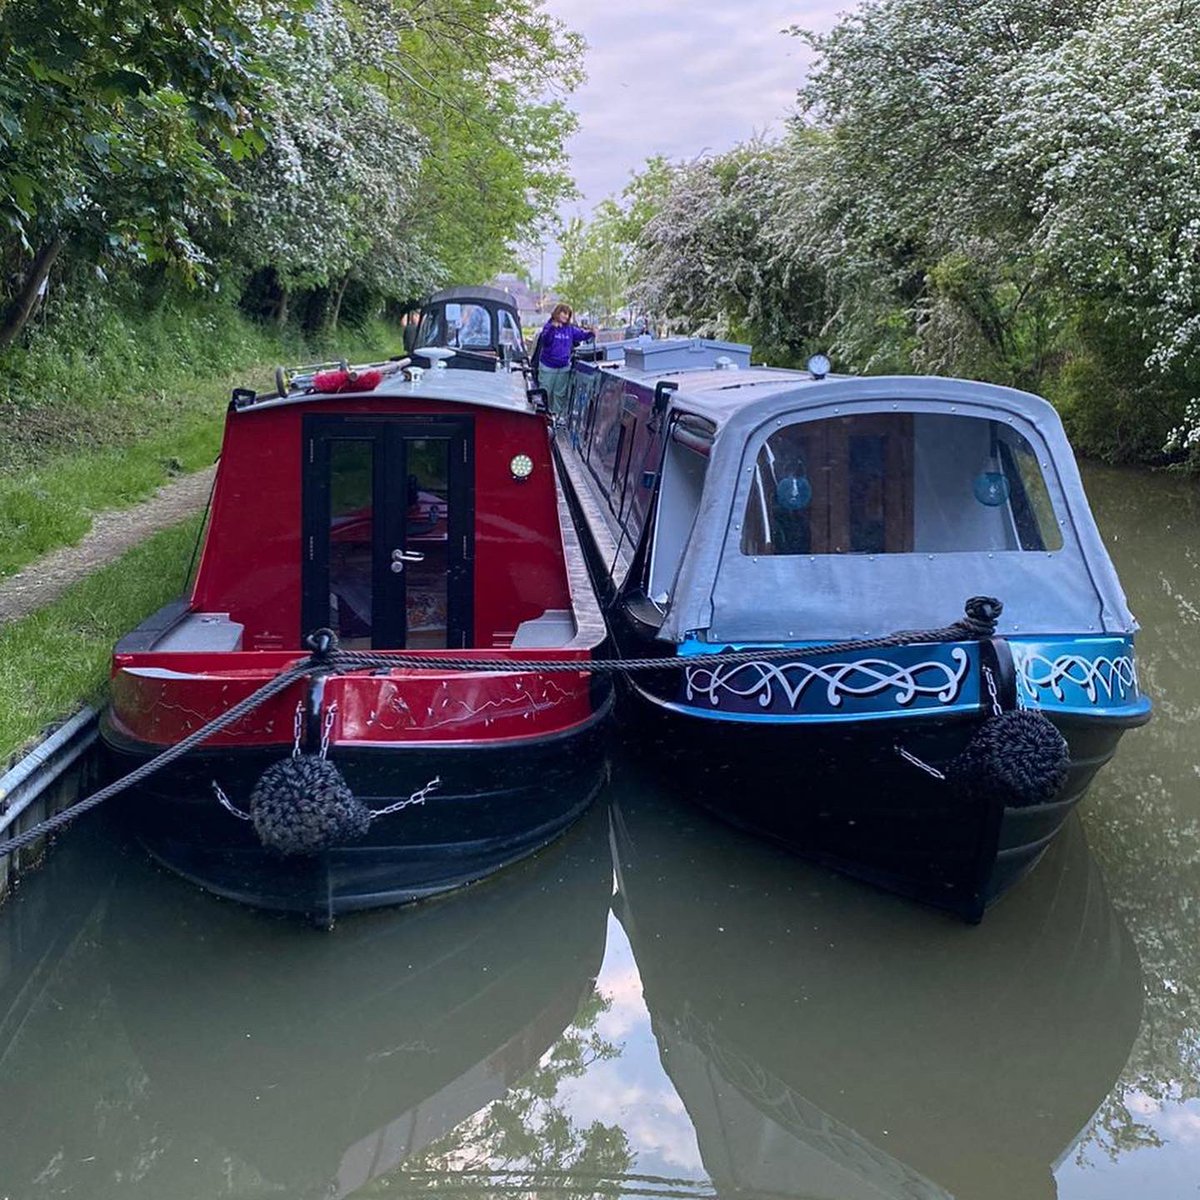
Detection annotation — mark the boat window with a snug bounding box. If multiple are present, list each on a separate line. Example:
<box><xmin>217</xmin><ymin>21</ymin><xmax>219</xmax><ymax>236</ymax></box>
<box><xmin>740</xmin><ymin>412</ymin><xmax>1063</xmax><ymax>556</ymax></box>
<box><xmin>415</xmin><ymin>309</ymin><xmax>443</xmax><ymax>347</ymax></box>
<box><xmin>328</xmin><ymin>440</ymin><xmax>375</xmax><ymax>648</ymax></box>
<box><xmin>449</xmin><ymin>303</ymin><xmax>493</xmax><ymax>349</ymax></box>
<box><xmin>404</xmin><ymin>438</ymin><xmax>451</xmax><ymax>649</ymax></box>
<box><xmin>497</xmin><ymin>309</ymin><xmax>525</xmax><ymax>354</ymax></box>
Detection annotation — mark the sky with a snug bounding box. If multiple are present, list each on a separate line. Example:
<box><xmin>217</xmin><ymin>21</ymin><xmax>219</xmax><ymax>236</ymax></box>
<box><xmin>533</xmin><ymin>0</ymin><xmax>851</xmax><ymax>282</ymax></box>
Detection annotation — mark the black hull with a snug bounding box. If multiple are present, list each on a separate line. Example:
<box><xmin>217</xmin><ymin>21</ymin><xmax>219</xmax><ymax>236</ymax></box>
<box><xmin>100</xmin><ymin>697</ymin><xmax>611</xmax><ymax>921</ymax></box>
<box><xmin>624</xmin><ymin>679</ymin><xmax>1139</xmax><ymax>920</ymax></box>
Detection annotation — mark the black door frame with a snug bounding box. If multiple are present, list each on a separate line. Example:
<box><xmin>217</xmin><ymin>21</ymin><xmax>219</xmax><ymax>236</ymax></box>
<box><xmin>301</xmin><ymin>414</ymin><xmax>474</xmax><ymax>649</ymax></box>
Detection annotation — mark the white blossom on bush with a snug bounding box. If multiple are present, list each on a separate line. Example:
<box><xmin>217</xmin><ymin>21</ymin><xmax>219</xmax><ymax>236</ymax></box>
<box><xmin>234</xmin><ymin>1</ymin><xmax>432</xmax><ymax>302</ymax></box>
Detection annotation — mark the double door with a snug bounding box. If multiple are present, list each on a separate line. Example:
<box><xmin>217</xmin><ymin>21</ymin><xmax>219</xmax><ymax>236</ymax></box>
<box><xmin>302</xmin><ymin>416</ymin><xmax>473</xmax><ymax>649</ymax></box>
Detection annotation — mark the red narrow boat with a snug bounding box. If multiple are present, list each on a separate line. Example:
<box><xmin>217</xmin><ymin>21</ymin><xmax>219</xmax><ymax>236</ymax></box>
<box><xmin>101</xmin><ymin>326</ymin><xmax>611</xmax><ymax>922</ymax></box>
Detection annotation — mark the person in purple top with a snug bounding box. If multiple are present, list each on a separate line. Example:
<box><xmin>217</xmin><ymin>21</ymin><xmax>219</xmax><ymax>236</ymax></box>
<box><xmin>532</xmin><ymin>303</ymin><xmax>594</xmax><ymax>419</ymax></box>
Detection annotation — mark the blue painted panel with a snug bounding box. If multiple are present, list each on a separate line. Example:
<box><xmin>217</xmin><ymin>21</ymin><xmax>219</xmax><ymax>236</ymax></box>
<box><xmin>671</xmin><ymin>640</ymin><xmax>981</xmax><ymax>723</ymax></box>
<box><xmin>1009</xmin><ymin>636</ymin><xmax>1148</xmax><ymax>717</ymax></box>
<box><xmin>662</xmin><ymin>635</ymin><xmax>1149</xmax><ymax>724</ymax></box>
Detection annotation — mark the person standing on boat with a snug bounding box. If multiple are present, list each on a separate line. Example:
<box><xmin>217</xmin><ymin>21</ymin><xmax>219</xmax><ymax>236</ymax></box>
<box><xmin>533</xmin><ymin>304</ymin><xmax>594</xmax><ymax>419</ymax></box>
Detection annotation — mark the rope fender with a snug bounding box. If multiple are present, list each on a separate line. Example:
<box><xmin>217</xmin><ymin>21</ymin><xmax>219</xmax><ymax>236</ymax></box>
<box><xmin>0</xmin><ymin>596</ymin><xmax>1029</xmax><ymax>861</ymax></box>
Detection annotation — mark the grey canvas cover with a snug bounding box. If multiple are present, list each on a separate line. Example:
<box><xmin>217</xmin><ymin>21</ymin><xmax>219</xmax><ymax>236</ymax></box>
<box><xmin>657</xmin><ymin>375</ymin><xmax>1136</xmax><ymax>643</ymax></box>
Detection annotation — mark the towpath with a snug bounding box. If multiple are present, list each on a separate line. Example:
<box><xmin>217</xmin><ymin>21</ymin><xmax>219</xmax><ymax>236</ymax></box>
<box><xmin>0</xmin><ymin>465</ymin><xmax>217</xmax><ymax>625</ymax></box>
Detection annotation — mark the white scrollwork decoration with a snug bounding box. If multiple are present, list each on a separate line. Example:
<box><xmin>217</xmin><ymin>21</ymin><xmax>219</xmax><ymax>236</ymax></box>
<box><xmin>685</xmin><ymin>647</ymin><xmax>970</xmax><ymax>710</ymax></box>
<box><xmin>1013</xmin><ymin>651</ymin><xmax>1139</xmax><ymax>705</ymax></box>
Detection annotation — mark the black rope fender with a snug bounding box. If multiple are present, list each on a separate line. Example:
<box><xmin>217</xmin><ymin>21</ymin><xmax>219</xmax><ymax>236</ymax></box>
<box><xmin>0</xmin><ymin>596</ymin><xmax>1015</xmax><ymax>861</ymax></box>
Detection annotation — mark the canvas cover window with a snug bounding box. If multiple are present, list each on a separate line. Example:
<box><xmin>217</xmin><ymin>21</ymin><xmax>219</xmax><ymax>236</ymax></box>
<box><xmin>741</xmin><ymin>413</ymin><xmax>1063</xmax><ymax>557</ymax></box>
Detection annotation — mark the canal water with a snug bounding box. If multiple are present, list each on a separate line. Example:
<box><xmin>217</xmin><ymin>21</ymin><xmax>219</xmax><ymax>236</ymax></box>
<box><xmin>0</xmin><ymin>463</ymin><xmax>1197</xmax><ymax>1200</ymax></box>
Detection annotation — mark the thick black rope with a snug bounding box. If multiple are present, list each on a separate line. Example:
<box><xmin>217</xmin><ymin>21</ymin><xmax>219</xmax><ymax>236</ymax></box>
<box><xmin>0</xmin><ymin>597</ymin><xmax>1001</xmax><ymax>861</ymax></box>
<box><xmin>0</xmin><ymin>661</ymin><xmax>313</xmax><ymax>861</ymax></box>
<box><xmin>318</xmin><ymin>596</ymin><xmax>1003</xmax><ymax>675</ymax></box>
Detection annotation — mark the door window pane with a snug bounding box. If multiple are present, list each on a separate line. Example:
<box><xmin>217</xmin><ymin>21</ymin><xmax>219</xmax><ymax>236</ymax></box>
<box><xmin>451</xmin><ymin>303</ymin><xmax>493</xmax><ymax>349</ymax></box>
<box><xmin>404</xmin><ymin>439</ymin><xmax>450</xmax><ymax>648</ymax></box>
<box><xmin>329</xmin><ymin>440</ymin><xmax>374</xmax><ymax>648</ymax></box>
<box><xmin>498</xmin><ymin>309</ymin><xmax>526</xmax><ymax>353</ymax></box>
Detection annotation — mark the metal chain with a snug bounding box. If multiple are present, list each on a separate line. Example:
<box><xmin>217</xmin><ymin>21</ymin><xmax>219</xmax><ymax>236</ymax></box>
<box><xmin>894</xmin><ymin>746</ymin><xmax>947</xmax><ymax>781</ymax></box>
<box><xmin>211</xmin><ymin>780</ymin><xmax>252</xmax><ymax>820</ymax></box>
<box><xmin>319</xmin><ymin>702</ymin><xmax>337</xmax><ymax>760</ymax></box>
<box><xmin>369</xmin><ymin>776</ymin><xmax>441</xmax><ymax>818</ymax></box>
<box><xmin>292</xmin><ymin>701</ymin><xmax>304</xmax><ymax>758</ymax></box>
<box><xmin>981</xmin><ymin>664</ymin><xmax>1003</xmax><ymax>718</ymax></box>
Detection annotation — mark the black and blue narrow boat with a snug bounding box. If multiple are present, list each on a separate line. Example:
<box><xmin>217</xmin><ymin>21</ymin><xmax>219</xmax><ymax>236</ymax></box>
<box><xmin>555</xmin><ymin>337</ymin><xmax>1151</xmax><ymax>919</ymax></box>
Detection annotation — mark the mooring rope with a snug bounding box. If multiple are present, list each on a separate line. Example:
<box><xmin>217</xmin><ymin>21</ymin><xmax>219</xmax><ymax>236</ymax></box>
<box><xmin>0</xmin><ymin>597</ymin><xmax>1002</xmax><ymax>861</ymax></box>
<box><xmin>0</xmin><ymin>661</ymin><xmax>312</xmax><ymax>860</ymax></box>
<box><xmin>314</xmin><ymin>596</ymin><xmax>1003</xmax><ymax>676</ymax></box>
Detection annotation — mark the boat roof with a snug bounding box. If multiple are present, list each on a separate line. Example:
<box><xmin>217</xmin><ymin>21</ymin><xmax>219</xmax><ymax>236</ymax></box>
<box><xmin>237</xmin><ymin>365</ymin><xmax>536</xmax><ymax>418</ymax></box>
<box><xmin>425</xmin><ymin>284</ymin><xmax>518</xmax><ymax>310</ymax></box>
<box><xmin>603</xmin><ymin>362</ymin><xmax>1063</xmax><ymax>436</ymax></box>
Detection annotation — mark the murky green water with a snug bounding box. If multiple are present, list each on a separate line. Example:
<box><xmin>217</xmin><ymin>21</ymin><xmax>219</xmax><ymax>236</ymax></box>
<box><xmin>1</xmin><ymin>463</ymin><xmax>1198</xmax><ymax>1200</ymax></box>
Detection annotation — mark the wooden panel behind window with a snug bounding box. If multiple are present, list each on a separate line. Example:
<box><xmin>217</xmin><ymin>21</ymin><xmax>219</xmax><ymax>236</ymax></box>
<box><xmin>816</xmin><ymin>414</ymin><xmax>912</xmax><ymax>554</ymax></box>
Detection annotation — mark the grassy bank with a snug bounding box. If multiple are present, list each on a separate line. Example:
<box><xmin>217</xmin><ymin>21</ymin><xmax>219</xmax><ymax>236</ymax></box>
<box><xmin>0</xmin><ymin>517</ymin><xmax>201</xmax><ymax>760</ymax></box>
<box><xmin>0</xmin><ymin>295</ymin><xmax>398</xmax><ymax>578</ymax></box>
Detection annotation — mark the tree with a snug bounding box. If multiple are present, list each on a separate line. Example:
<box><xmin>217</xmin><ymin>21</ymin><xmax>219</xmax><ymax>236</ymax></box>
<box><xmin>0</xmin><ymin>0</ymin><xmax>271</xmax><ymax>347</ymax></box>
<box><xmin>1</xmin><ymin>0</ymin><xmax>586</xmax><ymax>350</ymax></box>
<box><xmin>554</xmin><ymin>158</ymin><xmax>676</xmax><ymax>324</ymax></box>
<box><xmin>557</xmin><ymin>201</ymin><xmax>628</xmax><ymax>321</ymax></box>
<box><xmin>230</xmin><ymin>1</ymin><xmax>434</xmax><ymax>326</ymax></box>
<box><xmin>629</xmin><ymin>141</ymin><xmax>824</xmax><ymax>363</ymax></box>
<box><xmin>991</xmin><ymin>0</ymin><xmax>1200</xmax><ymax>462</ymax></box>
<box><xmin>786</xmin><ymin>0</ymin><xmax>1105</xmax><ymax>384</ymax></box>
<box><xmin>391</xmin><ymin>0</ymin><xmax>584</xmax><ymax>286</ymax></box>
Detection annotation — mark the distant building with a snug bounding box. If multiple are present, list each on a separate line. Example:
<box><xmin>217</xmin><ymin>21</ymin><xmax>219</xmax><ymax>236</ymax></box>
<box><xmin>488</xmin><ymin>273</ymin><xmax>556</xmax><ymax>327</ymax></box>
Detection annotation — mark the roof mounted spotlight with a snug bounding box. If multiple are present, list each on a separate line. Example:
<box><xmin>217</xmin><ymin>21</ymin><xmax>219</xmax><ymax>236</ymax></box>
<box><xmin>418</xmin><ymin>346</ymin><xmax>454</xmax><ymax>370</ymax></box>
<box><xmin>807</xmin><ymin>353</ymin><xmax>831</xmax><ymax>380</ymax></box>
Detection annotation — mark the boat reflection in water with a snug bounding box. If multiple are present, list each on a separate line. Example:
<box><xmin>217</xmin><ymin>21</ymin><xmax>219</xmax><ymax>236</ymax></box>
<box><xmin>0</xmin><ymin>802</ymin><xmax>613</xmax><ymax>1199</ymax></box>
<box><xmin>611</xmin><ymin>785</ymin><xmax>1144</xmax><ymax>1200</ymax></box>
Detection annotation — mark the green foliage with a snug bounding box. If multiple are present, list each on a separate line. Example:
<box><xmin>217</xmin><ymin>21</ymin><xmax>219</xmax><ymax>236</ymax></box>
<box><xmin>0</xmin><ymin>0</ymin><xmax>268</xmax><ymax>272</ymax></box>
<box><xmin>556</xmin><ymin>159</ymin><xmax>675</xmax><ymax>322</ymax></box>
<box><xmin>624</xmin><ymin>0</ymin><xmax>1200</xmax><ymax>468</ymax></box>
<box><xmin>629</xmin><ymin>141</ymin><xmax>825</xmax><ymax>364</ymax></box>
<box><xmin>557</xmin><ymin>202</ymin><xmax>626</xmax><ymax>322</ymax></box>
<box><xmin>398</xmin><ymin>0</ymin><xmax>583</xmax><ymax>287</ymax></box>
<box><xmin>555</xmin><ymin>158</ymin><xmax>672</xmax><ymax>322</ymax></box>
<box><xmin>1</xmin><ymin>0</ymin><xmax>585</xmax><ymax>344</ymax></box>
<box><xmin>1048</xmin><ymin>306</ymin><xmax>1200</xmax><ymax>466</ymax></box>
<box><xmin>0</xmin><ymin>287</ymin><xmax>393</xmax><ymax>577</ymax></box>
<box><xmin>0</xmin><ymin>517</ymin><xmax>201</xmax><ymax>759</ymax></box>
